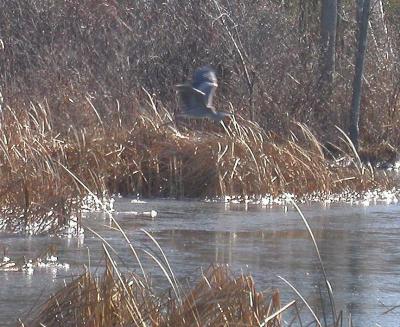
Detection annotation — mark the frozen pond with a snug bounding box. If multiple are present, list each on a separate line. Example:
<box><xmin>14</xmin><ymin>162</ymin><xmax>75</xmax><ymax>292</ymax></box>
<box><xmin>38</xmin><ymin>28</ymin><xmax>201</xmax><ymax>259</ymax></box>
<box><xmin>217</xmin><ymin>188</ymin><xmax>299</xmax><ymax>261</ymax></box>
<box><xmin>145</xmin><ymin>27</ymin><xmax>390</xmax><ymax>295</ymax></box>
<box><xmin>1</xmin><ymin>198</ymin><xmax>400</xmax><ymax>326</ymax></box>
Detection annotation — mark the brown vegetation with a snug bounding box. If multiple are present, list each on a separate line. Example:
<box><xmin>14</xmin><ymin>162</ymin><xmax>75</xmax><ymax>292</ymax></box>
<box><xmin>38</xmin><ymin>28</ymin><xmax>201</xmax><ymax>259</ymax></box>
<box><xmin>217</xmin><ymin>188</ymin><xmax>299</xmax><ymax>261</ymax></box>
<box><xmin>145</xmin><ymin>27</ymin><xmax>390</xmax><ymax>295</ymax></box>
<box><xmin>1</xmin><ymin>1</ymin><xmax>400</xmax><ymax>142</ymax></box>
<box><xmin>25</xmin><ymin>263</ymin><xmax>287</xmax><ymax>327</ymax></box>
<box><xmin>0</xmin><ymin>1</ymin><xmax>399</xmax><ymax>231</ymax></box>
<box><xmin>0</xmin><ymin>99</ymin><xmax>390</xmax><ymax>233</ymax></box>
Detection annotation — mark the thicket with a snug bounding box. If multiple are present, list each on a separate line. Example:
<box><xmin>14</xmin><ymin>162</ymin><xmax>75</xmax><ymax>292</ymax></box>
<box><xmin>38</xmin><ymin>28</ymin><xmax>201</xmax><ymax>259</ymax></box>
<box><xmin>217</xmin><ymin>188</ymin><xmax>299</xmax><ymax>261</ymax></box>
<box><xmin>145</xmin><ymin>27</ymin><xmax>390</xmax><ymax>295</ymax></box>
<box><xmin>1</xmin><ymin>1</ymin><xmax>399</xmax><ymax>140</ymax></box>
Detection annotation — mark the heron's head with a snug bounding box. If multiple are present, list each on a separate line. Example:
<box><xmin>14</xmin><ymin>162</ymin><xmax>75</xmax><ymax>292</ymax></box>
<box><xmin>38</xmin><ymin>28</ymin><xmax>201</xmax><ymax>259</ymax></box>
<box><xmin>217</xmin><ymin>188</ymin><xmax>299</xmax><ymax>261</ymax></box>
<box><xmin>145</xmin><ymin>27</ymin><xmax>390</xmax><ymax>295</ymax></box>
<box><xmin>192</xmin><ymin>66</ymin><xmax>217</xmax><ymax>87</ymax></box>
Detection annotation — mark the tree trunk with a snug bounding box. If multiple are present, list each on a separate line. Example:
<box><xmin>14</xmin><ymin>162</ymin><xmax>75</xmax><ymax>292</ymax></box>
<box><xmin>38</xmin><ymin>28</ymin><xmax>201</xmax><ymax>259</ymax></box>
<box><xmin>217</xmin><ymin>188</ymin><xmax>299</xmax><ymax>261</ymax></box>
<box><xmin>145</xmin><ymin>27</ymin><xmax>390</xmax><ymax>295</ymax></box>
<box><xmin>349</xmin><ymin>0</ymin><xmax>371</xmax><ymax>150</ymax></box>
<box><xmin>336</xmin><ymin>0</ymin><xmax>345</xmax><ymax>52</ymax></box>
<box><xmin>369</xmin><ymin>0</ymin><xmax>393</xmax><ymax>63</ymax></box>
<box><xmin>319</xmin><ymin>0</ymin><xmax>337</xmax><ymax>93</ymax></box>
<box><xmin>298</xmin><ymin>0</ymin><xmax>319</xmax><ymax>67</ymax></box>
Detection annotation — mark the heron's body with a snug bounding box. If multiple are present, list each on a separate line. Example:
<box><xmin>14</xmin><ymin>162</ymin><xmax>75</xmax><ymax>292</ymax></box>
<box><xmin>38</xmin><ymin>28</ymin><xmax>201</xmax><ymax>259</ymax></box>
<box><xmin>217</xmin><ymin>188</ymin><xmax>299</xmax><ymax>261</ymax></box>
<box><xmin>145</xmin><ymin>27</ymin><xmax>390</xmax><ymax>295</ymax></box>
<box><xmin>176</xmin><ymin>66</ymin><xmax>231</xmax><ymax>122</ymax></box>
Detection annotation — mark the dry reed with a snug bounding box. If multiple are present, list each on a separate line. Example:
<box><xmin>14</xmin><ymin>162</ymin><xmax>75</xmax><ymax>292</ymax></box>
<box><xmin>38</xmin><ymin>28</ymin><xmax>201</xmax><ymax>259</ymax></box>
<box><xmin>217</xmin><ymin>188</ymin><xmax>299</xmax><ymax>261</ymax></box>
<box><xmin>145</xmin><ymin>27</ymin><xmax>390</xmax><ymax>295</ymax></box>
<box><xmin>25</xmin><ymin>262</ymin><xmax>288</xmax><ymax>327</ymax></box>
<box><xmin>0</xmin><ymin>96</ymin><xmax>391</xmax><ymax>233</ymax></box>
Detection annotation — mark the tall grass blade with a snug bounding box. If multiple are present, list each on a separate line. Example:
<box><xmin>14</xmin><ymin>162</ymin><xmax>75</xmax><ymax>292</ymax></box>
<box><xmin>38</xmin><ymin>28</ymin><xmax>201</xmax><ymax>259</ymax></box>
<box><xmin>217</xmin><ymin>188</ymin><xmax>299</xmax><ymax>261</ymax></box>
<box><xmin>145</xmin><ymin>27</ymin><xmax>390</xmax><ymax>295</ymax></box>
<box><xmin>290</xmin><ymin>200</ymin><xmax>337</xmax><ymax>324</ymax></box>
<box><xmin>277</xmin><ymin>275</ymin><xmax>322</xmax><ymax>327</ymax></box>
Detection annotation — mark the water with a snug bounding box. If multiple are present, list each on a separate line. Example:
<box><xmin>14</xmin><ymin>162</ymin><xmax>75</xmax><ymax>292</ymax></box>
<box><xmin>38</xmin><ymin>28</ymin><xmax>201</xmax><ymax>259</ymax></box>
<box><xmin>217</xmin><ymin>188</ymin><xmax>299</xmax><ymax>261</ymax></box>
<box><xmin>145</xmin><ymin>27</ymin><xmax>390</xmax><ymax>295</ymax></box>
<box><xmin>1</xmin><ymin>198</ymin><xmax>400</xmax><ymax>326</ymax></box>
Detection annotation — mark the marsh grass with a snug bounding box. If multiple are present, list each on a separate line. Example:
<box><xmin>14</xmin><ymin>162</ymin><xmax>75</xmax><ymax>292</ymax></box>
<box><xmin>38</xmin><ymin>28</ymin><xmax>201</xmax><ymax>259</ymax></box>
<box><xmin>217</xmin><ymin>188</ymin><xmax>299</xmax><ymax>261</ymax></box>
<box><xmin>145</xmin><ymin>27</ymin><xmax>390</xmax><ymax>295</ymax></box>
<box><xmin>26</xmin><ymin>261</ymin><xmax>287</xmax><ymax>327</ymax></box>
<box><xmin>0</xmin><ymin>95</ymin><xmax>390</xmax><ymax>233</ymax></box>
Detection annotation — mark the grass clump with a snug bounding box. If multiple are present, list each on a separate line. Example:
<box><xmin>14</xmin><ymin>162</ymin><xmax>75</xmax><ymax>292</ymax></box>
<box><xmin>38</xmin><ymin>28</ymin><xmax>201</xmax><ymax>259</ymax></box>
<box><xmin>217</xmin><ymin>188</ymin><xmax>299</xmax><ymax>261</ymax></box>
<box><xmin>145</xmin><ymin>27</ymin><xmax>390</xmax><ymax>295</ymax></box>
<box><xmin>25</xmin><ymin>263</ymin><xmax>285</xmax><ymax>327</ymax></box>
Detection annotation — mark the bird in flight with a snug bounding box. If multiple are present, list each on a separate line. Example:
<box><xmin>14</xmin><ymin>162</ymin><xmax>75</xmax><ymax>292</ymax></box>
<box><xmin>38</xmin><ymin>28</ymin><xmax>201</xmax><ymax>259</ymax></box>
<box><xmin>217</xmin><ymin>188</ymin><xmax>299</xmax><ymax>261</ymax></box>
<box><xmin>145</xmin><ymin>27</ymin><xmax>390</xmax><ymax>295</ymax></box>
<box><xmin>176</xmin><ymin>66</ymin><xmax>231</xmax><ymax>122</ymax></box>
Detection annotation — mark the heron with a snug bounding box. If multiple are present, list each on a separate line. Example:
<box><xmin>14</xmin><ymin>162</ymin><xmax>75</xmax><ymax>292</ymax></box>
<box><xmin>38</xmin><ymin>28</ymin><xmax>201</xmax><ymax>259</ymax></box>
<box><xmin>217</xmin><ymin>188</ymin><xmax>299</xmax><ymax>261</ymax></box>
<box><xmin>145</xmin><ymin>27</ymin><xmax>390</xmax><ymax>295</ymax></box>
<box><xmin>176</xmin><ymin>66</ymin><xmax>231</xmax><ymax>122</ymax></box>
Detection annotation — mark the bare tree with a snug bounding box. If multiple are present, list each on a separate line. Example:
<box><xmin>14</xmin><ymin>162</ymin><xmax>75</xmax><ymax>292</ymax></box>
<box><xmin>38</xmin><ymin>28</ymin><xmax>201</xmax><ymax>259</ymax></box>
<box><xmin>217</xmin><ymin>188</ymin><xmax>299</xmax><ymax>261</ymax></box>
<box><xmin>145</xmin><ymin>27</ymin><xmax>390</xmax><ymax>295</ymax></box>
<box><xmin>319</xmin><ymin>0</ymin><xmax>337</xmax><ymax>95</ymax></box>
<box><xmin>349</xmin><ymin>0</ymin><xmax>371</xmax><ymax>150</ymax></box>
<box><xmin>369</xmin><ymin>0</ymin><xmax>393</xmax><ymax>64</ymax></box>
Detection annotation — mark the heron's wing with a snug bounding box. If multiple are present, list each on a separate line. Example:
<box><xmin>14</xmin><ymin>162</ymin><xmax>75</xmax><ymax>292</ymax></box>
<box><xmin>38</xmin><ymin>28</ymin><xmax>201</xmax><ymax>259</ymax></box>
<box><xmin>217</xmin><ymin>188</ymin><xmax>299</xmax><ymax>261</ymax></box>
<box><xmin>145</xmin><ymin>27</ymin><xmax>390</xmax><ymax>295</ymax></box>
<box><xmin>194</xmin><ymin>81</ymin><xmax>217</xmax><ymax>110</ymax></box>
<box><xmin>176</xmin><ymin>84</ymin><xmax>209</xmax><ymax>114</ymax></box>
